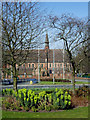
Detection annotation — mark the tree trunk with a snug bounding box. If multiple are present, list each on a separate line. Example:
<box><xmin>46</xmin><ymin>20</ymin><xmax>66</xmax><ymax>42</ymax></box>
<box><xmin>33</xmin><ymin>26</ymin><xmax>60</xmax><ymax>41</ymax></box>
<box><xmin>72</xmin><ymin>68</ymin><xmax>75</xmax><ymax>94</ymax></box>
<box><xmin>72</xmin><ymin>72</ymin><xmax>75</xmax><ymax>94</ymax></box>
<box><xmin>12</xmin><ymin>64</ymin><xmax>17</xmax><ymax>91</ymax></box>
<box><xmin>13</xmin><ymin>77</ymin><xmax>17</xmax><ymax>91</ymax></box>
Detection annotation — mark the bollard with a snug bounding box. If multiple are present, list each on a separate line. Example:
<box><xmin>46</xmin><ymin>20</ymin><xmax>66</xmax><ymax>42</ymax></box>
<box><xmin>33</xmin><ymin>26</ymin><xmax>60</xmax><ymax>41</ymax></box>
<box><xmin>30</xmin><ymin>81</ymin><xmax>33</xmax><ymax>85</ymax></box>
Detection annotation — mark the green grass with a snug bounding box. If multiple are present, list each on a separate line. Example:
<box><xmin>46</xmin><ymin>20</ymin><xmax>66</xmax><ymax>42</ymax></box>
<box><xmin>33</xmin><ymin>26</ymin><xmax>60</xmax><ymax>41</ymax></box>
<box><xmin>0</xmin><ymin>97</ymin><xmax>2</xmax><ymax>103</ymax></box>
<box><xmin>76</xmin><ymin>81</ymin><xmax>90</xmax><ymax>84</ymax></box>
<box><xmin>0</xmin><ymin>97</ymin><xmax>2</xmax><ymax>120</ymax></box>
<box><xmin>37</xmin><ymin>81</ymin><xmax>89</xmax><ymax>85</ymax></box>
<box><xmin>37</xmin><ymin>81</ymin><xmax>71</xmax><ymax>85</ymax></box>
<box><xmin>2</xmin><ymin>107</ymin><xmax>88</xmax><ymax>118</ymax></box>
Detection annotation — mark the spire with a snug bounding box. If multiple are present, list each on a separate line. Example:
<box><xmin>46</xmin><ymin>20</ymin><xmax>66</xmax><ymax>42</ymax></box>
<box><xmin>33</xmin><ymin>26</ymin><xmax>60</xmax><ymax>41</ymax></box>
<box><xmin>45</xmin><ymin>33</ymin><xmax>49</xmax><ymax>49</ymax></box>
<box><xmin>45</xmin><ymin>33</ymin><xmax>49</xmax><ymax>43</ymax></box>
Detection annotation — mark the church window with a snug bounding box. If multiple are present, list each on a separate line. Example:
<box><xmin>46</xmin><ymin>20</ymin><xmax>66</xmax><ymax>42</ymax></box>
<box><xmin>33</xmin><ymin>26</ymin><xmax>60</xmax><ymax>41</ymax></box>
<box><xmin>23</xmin><ymin>64</ymin><xmax>25</xmax><ymax>68</ymax></box>
<box><xmin>60</xmin><ymin>64</ymin><xmax>62</xmax><ymax>67</ymax></box>
<box><xmin>41</xmin><ymin>64</ymin><xmax>43</xmax><ymax>68</ymax></box>
<box><xmin>50</xmin><ymin>63</ymin><xmax>51</xmax><ymax>67</ymax></box>
<box><xmin>55</xmin><ymin>64</ymin><xmax>57</xmax><ymax>67</ymax></box>
<box><xmin>32</xmin><ymin>64</ymin><xmax>34</xmax><ymax>68</ymax></box>
<box><xmin>29</xmin><ymin>64</ymin><xmax>30</xmax><ymax>68</ymax></box>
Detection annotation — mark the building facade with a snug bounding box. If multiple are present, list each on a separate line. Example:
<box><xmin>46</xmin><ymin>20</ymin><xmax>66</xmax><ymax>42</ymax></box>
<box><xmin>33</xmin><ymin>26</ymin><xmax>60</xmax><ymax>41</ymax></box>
<box><xmin>2</xmin><ymin>33</ymin><xmax>72</xmax><ymax>79</ymax></box>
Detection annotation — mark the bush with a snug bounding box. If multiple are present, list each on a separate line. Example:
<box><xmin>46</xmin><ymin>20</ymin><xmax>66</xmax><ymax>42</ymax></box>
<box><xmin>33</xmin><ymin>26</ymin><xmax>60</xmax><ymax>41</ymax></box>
<box><xmin>2</xmin><ymin>96</ymin><xmax>21</xmax><ymax>110</ymax></box>
<box><xmin>4</xmin><ymin>102</ymin><xmax>11</xmax><ymax>109</ymax></box>
<box><xmin>16</xmin><ymin>106</ymin><xmax>22</xmax><ymax>111</ymax></box>
<box><xmin>38</xmin><ymin>103</ymin><xmax>45</xmax><ymax>110</ymax></box>
<box><xmin>75</xmin><ymin>85</ymin><xmax>89</xmax><ymax>97</ymax></box>
<box><xmin>31</xmin><ymin>106</ymin><xmax>38</xmax><ymax>112</ymax></box>
<box><xmin>45</xmin><ymin>104</ymin><xmax>52</xmax><ymax>111</ymax></box>
<box><xmin>11</xmin><ymin>104</ymin><xmax>16</xmax><ymax>110</ymax></box>
<box><xmin>71</xmin><ymin>96</ymin><xmax>88</xmax><ymax>107</ymax></box>
<box><xmin>24</xmin><ymin>106</ymin><xmax>30</xmax><ymax>111</ymax></box>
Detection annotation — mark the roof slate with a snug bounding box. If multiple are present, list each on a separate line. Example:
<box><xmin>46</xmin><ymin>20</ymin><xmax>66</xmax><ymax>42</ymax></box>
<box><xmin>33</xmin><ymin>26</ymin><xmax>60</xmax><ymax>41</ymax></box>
<box><xmin>25</xmin><ymin>49</ymin><xmax>70</xmax><ymax>63</ymax></box>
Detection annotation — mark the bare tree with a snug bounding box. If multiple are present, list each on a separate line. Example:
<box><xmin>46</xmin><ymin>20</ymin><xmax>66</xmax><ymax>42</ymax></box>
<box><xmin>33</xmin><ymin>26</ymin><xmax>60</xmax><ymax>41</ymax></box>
<box><xmin>49</xmin><ymin>14</ymin><xmax>88</xmax><ymax>94</ymax></box>
<box><xmin>2</xmin><ymin>2</ymin><xmax>44</xmax><ymax>91</ymax></box>
<box><xmin>74</xmin><ymin>42</ymin><xmax>88</xmax><ymax>74</ymax></box>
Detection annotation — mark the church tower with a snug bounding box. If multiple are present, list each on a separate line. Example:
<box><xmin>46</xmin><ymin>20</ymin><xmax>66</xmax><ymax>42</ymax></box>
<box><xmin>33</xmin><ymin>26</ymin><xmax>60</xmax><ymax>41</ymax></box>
<box><xmin>45</xmin><ymin>33</ymin><xmax>49</xmax><ymax>49</ymax></box>
<box><xmin>45</xmin><ymin>33</ymin><xmax>49</xmax><ymax>76</ymax></box>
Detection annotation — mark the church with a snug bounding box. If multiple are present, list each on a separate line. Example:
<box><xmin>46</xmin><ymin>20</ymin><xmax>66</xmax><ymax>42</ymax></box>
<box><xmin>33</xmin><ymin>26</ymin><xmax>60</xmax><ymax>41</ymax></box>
<box><xmin>17</xmin><ymin>33</ymin><xmax>72</xmax><ymax>79</ymax></box>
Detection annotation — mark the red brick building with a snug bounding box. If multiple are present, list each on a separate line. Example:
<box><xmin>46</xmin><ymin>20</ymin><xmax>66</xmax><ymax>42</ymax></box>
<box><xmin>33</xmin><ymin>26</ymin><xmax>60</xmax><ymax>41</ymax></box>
<box><xmin>17</xmin><ymin>33</ymin><xmax>72</xmax><ymax>79</ymax></box>
<box><xmin>2</xmin><ymin>33</ymin><xmax>72</xmax><ymax>79</ymax></box>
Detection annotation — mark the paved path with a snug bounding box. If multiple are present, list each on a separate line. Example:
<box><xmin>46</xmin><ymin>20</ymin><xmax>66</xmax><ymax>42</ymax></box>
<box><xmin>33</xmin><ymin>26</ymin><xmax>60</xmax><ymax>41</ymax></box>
<box><xmin>1</xmin><ymin>84</ymin><xmax>90</xmax><ymax>90</ymax></box>
<box><xmin>0</xmin><ymin>78</ymin><xmax>90</xmax><ymax>90</ymax></box>
<box><xmin>74</xmin><ymin>79</ymin><xmax>90</xmax><ymax>82</ymax></box>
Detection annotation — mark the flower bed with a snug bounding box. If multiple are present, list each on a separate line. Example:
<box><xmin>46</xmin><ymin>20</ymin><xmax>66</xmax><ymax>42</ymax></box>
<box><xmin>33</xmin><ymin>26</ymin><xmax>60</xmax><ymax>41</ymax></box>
<box><xmin>2</xmin><ymin>88</ymin><xmax>72</xmax><ymax>112</ymax></box>
<box><xmin>2</xmin><ymin>86</ymin><xmax>89</xmax><ymax>112</ymax></box>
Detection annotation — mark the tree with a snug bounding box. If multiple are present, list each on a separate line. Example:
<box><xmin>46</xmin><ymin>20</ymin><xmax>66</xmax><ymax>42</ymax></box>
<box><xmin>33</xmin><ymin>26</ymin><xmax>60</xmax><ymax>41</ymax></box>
<box><xmin>2</xmin><ymin>2</ymin><xmax>44</xmax><ymax>91</ymax></box>
<box><xmin>74</xmin><ymin>44</ymin><xmax>88</xmax><ymax>74</ymax></box>
<box><xmin>49</xmin><ymin>14</ymin><xmax>88</xmax><ymax>94</ymax></box>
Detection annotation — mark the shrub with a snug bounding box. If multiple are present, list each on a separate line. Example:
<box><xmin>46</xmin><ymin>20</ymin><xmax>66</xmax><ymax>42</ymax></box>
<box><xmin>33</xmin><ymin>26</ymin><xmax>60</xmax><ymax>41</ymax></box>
<box><xmin>45</xmin><ymin>104</ymin><xmax>52</xmax><ymax>111</ymax></box>
<box><xmin>75</xmin><ymin>85</ymin><xmax>89</xmax><ymax>97</ymax></box>
<box><xmin>11</xmin><ymin>104</ymin><xmax>16</xmax><ymax>110</ymax></box>
<box><xmin>24</xmin><ymin>106</ymin><xmax>30</xmax><ymax>111</ymax></box>
<box><xmin>2</xmin><ymin>96</ymin><xmax>21</xmax><ymax>110</ymax></box>
<box><xmin>4</xmin><ymin>102</ymin><xmax>11</xmax><ymax>109</ymax></box>
<box><xmin>31</xmin><ymin>106</ymin><xmax>38</xmax><ymax>112</ymax></box>
<box><xmin>38</xmin><ymin>103</ymin><xmax>45</xmax><ymax>110</ymax></box>
<box><xmin>16</xmin><ymin>106</ymin><xmax>22</xmax><ymax>111</ymax></box>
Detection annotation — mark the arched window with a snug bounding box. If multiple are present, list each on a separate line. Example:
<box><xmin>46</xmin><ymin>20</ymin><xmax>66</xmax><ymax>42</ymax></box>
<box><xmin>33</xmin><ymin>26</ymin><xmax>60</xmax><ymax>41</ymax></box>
<box><xmin>29</xmin><ymin>64</ymin><xmax>30</xmax><ymax>68</ymax></box>
<box><xmin>55</xmin><ymin>64</ymin><xmax>57</xmax><ymax>67</ymax></box>
<box><xmin>50</xmin><ymin>63</ymin><xmax>51</xmax><ymax>68</ymax></box>
<box><xmin>32</xmin><ymin>64</ymin><xmax>34</xmax><ymax>68</ymax></box>
<box><xmin>41</xmin><ymin>64</ymin><xmax>43</xmax><ymax>68</ymax></box>
<box><xmin>23</xmin><ymin>64</ymin><xmax>25</xmax><ymax>68</ymax></box>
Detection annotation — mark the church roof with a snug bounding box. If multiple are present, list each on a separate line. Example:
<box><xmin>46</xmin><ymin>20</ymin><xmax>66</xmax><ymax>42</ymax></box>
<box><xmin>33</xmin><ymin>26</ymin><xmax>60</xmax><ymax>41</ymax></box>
<box><xmin>25</xmin><ymin>49</ymin><xmax>70</xmax><ymax>63</ymax></box>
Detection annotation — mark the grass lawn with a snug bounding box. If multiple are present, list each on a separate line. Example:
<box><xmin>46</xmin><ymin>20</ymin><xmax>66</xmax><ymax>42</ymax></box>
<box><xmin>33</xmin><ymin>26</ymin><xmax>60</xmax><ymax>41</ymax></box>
<box><xmin>2</xmin><ymin>107</ymin><xmax>88</xmax><ymax>118</ymax></box>
<box><xmin>0</xmin><ymin>97</ymin><xmax>2</xmax><ymax>120</ymax></box>
<box><xmin>37</xmin><ymin>81</ymin><xmax>89</xmax><ymax>85</ymax></box>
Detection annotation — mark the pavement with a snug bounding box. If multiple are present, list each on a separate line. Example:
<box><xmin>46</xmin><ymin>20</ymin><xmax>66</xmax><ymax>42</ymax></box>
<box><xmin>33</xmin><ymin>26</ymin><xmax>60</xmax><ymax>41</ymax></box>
<box><xmin>0</xmin><ymin>78</ymin><xmax>90</xmax><ymax>90</ymax></box>
<box><xmin>0</xmin><ymin>83</ymin><xmax>90</xmax><ymax>90</ymax></box>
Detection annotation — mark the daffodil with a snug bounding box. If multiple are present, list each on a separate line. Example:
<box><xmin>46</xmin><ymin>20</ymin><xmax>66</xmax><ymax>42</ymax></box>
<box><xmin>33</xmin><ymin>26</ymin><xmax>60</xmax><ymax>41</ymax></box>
<box><xmin>64</xmin><ymin>100</ymin><xmax>68</xmax><ymax>105</ymax></box>
<box><xmin>65</xmin><ymin>91</ymin><xmax>68</xmax><ymax>95</ymax></box>
<box><xmin>55</xmin><ymin>88</ymin><xmax>58</xmax><ymax>92</ymax></box>
<box><xmin>68</xmin><ymin>95</ymin><xmax>71</xmax><ymax>100</ymax></box>
<box><xmin>61</xmin><ymin>95</ymin><xmax>63</xmax><ymax>99</ymax></box>
<box><xmin>24</xmin><ymin>97</ymin><xmax>26</xmax><ymax>101</ymax></box>
<box><xmin>27</xmin><ymin>98</ymin><xmax>29</xmax><ymax>101</ymax></box>
<box><xmin>57</xmin><ymin>98</ymin><xmax>59</xmax><ymax>102</ymax></box>
<box><xmin>68</xmin><ymin>101</ymin><xmax>71</xmax><ymax>105</ymax></box>
<box><xmin>65</xmin><ymin>95</ymin><xmax>68</xmax><ymax>99</ymax></box>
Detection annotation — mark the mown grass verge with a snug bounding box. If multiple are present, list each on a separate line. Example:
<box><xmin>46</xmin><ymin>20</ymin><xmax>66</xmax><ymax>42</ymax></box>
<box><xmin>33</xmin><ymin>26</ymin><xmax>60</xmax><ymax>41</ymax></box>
<box><xmin>2</xmin><ymin>106</ymin><xmax>88</xmax><ymax>118</ymax></box>
<box><xmin>37</xmin><ymin>81</ymin><xmax>89</xmax><ymax>85</ymax></box>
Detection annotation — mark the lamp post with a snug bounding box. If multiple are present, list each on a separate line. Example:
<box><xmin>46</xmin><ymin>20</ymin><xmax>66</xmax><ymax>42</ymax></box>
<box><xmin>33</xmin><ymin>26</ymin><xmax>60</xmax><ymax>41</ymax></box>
<box><xmin>88</xmin><ymin>2</ymin><xmax>90</xmax><ymax>74</ymax></box>
<box><xmin>63</xmin><ymin>42</ymin><xmax>65</xmax><ymax>79</ymax></box>
<box><xmin>11</xmin><ymin>65</ymin><xmax>13</xmax><ymax>79</ymax></box>
<box><xmin>38</xmin><ymin>47</ymin><xmax>40</xmax><ymax>83</ymax></box>
<box><xmin>53</xmin><ymin>36</ymin><xmax>55</xmax><ymax>84</ymax></box>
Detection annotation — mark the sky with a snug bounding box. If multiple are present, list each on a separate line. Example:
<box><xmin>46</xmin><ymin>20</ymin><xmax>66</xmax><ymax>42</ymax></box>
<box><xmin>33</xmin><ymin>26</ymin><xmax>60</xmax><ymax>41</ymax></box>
<box><xmin>38</xmin><ymin>2</ymin><xmax>88</xmax><ymax>49</ymax></box>
<box><xmin>39</xmin><ymin>2</ymin><xmax>88</xmax><ymax>18</ymax></box>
